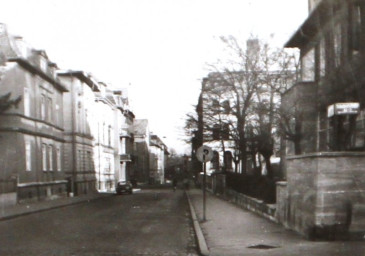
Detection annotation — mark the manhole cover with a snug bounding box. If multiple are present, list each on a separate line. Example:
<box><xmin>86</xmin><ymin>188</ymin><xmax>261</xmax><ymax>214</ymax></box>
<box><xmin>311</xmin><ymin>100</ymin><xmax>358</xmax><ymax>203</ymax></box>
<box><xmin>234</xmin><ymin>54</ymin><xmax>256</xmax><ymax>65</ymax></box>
<box><xmin>247</xmin><ymin>244</ymin><xmax>278</xmax><ymax>249</ymax></box>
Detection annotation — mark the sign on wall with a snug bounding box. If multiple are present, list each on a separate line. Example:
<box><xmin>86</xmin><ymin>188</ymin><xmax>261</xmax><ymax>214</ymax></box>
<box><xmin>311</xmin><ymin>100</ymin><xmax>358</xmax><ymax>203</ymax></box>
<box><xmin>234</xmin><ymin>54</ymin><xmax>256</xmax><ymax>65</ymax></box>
<box><xmin>327</xmin><ymin>102</ymin><xmax>360</xmax><ymax>117</ymax></box>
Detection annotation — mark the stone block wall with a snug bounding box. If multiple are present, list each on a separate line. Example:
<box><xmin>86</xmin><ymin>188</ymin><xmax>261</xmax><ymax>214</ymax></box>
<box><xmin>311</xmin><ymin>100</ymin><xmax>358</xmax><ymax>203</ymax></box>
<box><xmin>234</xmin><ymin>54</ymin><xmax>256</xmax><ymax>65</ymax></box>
<box><xmin>285</xmin><ymin>152</ymin><xmax>365</xmax><ymax>239</ymax></box>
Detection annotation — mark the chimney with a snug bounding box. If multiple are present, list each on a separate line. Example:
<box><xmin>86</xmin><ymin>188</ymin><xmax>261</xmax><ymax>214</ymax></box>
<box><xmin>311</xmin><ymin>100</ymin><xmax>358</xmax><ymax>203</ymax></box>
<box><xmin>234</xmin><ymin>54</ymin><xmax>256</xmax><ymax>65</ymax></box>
<box><xmin>246</xmin><ymin>39</ymin><xmax>260</xmax><ymax>62</ymax></box>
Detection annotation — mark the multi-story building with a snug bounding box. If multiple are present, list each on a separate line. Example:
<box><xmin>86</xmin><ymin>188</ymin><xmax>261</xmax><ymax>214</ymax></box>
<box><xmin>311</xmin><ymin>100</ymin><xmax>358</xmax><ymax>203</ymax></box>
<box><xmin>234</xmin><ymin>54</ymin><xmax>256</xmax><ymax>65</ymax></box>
<box><xmin>197</xmin><ymin>74</ymin><xmax>238</xmax><ymax>175</ymax></box>
<box><xmin>58</xmin><ymin>70</ymin><xmax>99</xmax><ymax>196</ymax></box>
<box><xmin>112</xmin><ymin>89</ymin><xmax>135</xmax><ymax>183</ymax></box>
<box><xmin>133</xmin><ymin>119</ymin><xmax>150</xmax><ymax>183</ymax></box>
<box><xmin>0</xmin><ymin>24</ymin><xmax>68</xmax><ymax>203</ymax></box>
<box><xmin>149</xmin><ymin>134</ymin><xmax>168</xmax><ymax>184</ymax></box>
<box><xmin>279</xmin><ymin>0</ymin><xmax>365</xmax><ymax>239</ymax></box>
<box><xmin>91</xmin><ymin>82</ymin><xmax>119</xmax><ymax>192</ymax></box>
<box><xmin>0</xmin><ymin>22</ymin><xmax>158</xmax><ymax>202</ymax></box>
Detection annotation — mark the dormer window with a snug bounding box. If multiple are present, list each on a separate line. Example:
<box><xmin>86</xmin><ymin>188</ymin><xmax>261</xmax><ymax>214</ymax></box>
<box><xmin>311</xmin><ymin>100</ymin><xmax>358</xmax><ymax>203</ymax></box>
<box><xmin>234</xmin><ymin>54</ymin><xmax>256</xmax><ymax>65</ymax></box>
<box><xmin>40</xmin><ymin>56</ymin><xmax>47</xmax><ymax>72</ymax></box>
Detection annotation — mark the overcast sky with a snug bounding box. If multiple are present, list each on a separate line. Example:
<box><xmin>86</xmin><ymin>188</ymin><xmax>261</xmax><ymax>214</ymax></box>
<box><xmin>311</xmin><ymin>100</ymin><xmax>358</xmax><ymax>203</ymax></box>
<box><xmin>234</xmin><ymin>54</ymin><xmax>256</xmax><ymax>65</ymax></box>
<box><xmin>0</xmin><ymin>0</ymin><xmax>308</xmax><ymax>154</ymax></box>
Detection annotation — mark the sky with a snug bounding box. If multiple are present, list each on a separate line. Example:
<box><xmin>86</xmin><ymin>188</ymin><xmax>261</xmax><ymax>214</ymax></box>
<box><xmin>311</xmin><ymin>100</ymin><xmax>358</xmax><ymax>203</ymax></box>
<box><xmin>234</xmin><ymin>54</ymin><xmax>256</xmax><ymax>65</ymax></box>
<box><xmin>0</xmin><ymin>0</ymin><xmax>308</xmax><ymax>154</ymax></box>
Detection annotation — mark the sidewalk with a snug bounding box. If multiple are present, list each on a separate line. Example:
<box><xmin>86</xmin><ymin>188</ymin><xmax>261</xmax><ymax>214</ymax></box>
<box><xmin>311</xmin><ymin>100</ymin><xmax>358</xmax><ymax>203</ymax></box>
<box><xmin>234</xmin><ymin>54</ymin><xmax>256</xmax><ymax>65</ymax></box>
<box><xmin>0</xmin><ymin>192</ymin><xmax>113</xmax><ymax>221</ymax></box>
<box><xmin>186</xmin><ymin>188</ymin><xmax>365</xmax><ymax>256</ymax></box>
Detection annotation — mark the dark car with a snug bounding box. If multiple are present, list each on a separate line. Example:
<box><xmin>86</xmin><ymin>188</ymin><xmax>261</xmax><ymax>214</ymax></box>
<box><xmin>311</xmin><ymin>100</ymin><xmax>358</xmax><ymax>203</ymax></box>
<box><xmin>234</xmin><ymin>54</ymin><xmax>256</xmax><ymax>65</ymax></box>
<box><xmin>116</xmin><ymin>181</ymin><xmax>133</xmax><ymax>195</ymax></box>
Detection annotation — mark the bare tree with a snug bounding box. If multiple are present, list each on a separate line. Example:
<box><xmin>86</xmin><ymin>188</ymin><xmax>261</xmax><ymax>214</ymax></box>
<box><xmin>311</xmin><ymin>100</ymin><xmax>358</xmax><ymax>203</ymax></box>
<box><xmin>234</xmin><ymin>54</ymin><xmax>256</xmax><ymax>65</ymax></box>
<box><xmin>205</xmin><ymin>36</ymin><xmax>298</xmax><ymax>175</ymax></box>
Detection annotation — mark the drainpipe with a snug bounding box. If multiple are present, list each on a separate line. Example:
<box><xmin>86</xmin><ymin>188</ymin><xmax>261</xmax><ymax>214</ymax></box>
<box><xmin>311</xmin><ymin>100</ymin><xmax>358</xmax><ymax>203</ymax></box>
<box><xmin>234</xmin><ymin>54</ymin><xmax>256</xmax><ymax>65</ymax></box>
<box><xmin>98</xmin><ymin>121</ymin><xmax>101</xmax><ymax>190</ymax></box>
<box><xmin>70</xmin><ymin>76</ymin><xmax>77</xmax><ymax>197</ymax></box>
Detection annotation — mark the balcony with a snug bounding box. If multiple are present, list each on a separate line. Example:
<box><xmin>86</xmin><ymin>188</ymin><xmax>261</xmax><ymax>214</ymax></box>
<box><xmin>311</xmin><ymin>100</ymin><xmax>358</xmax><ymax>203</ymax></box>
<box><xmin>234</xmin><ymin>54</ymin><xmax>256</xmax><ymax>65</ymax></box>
<box><xmin>120</xmin><ymin>154</ymin><xmax>132</xmax><ymax>162</ymax></box>
<box><xmin>119</xmin><ymin>129</ymin><xmax>132</xmax><ymax>138</ymax></box>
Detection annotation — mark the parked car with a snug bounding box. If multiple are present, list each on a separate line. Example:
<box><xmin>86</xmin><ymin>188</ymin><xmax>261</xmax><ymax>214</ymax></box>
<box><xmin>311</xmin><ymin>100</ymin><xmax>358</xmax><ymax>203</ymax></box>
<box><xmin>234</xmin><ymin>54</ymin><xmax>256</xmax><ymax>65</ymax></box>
<box><xmin>116</xmin><ymin>181</ymin><xmax>133</xmax><ymax>195</ymax></box>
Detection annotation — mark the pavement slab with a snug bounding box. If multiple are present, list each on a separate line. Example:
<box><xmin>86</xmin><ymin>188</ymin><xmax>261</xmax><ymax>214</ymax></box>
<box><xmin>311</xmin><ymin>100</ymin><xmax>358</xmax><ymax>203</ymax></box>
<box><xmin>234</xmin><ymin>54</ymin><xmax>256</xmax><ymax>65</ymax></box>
<box><xmin>187</xmin><ymin>188</ymin><xmax>365</xmax><ymax>256</ymax></box>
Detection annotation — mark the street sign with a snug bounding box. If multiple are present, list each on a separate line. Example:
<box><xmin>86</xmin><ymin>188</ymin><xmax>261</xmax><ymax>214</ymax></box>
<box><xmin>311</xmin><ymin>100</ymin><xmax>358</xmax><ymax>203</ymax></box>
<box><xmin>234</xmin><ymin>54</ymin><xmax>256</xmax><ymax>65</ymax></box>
<box><xmin>196</xmin><ymin>145</ymin><xmax>213</xmax><ymax>162</ymax></box>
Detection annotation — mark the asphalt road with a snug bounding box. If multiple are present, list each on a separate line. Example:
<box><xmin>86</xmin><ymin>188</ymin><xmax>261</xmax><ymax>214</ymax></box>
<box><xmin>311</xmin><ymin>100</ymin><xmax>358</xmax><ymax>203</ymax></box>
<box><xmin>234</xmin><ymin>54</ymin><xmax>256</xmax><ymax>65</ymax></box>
<box><xmin>0</xmin><ymin>188</ymin><xmax>198</xmax><ymax>256</ymax></box>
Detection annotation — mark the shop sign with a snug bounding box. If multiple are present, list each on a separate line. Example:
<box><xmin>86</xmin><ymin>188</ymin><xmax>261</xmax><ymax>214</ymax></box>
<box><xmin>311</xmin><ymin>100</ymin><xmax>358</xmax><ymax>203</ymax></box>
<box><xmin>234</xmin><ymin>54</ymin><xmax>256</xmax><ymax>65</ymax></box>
<box><xmin>327</xmin><ymin>102</ymin><xmax>359</xmax><ymax>117</ymax></box>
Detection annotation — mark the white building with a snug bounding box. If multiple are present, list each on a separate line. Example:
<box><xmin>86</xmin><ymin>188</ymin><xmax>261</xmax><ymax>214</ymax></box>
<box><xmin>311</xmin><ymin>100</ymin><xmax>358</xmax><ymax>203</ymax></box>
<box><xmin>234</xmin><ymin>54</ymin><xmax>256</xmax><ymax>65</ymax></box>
<box><xmin>149</xmin><ymin>134</ymin><xmax>168</xmax><ymax>184</ymax></box>
<box><xmin>90</xmin><ymin>82</ymin><xmax>118</xmax><ymax>192</ymax></box>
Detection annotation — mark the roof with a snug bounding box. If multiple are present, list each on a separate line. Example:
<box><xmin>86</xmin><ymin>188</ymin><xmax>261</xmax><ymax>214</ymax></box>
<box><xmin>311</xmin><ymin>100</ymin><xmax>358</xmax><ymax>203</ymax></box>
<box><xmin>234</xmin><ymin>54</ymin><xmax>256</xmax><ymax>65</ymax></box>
<box><xmin>285</xmin><ymin>0</ymin><xmax>331</xmax><ymax>48</ymax></box>
<box><xmin>133</xmin><ymin>119</ymin><xmax>149</xmax><ymax>135</ymax></box>
<box><xmin>57</xmin><ymin>70</ymin><xmax>100</xmax><ymax>92</ymax></box>
<box><xmin>0</xmin><ymin>24</ymin><xmax>67</xmax><ymax>92</ymax></box>
<box><xmin>8</xmin><ymin>57</ymin><xmax>68</xmax><ymax>92</ymax></box>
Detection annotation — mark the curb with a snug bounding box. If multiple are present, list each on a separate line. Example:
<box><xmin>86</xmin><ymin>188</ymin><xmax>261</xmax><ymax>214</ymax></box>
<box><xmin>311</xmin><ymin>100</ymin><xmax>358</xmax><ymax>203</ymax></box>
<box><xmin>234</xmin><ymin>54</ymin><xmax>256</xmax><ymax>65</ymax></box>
<box><xmin>185</xmin><ymin>191</ymin><xmax>210</xmax><ymax>256</ymax></box>
<box><xmin>0</xmin><ymin>193</ymin><xmax>112</xmax><ymax>222</ymax></box>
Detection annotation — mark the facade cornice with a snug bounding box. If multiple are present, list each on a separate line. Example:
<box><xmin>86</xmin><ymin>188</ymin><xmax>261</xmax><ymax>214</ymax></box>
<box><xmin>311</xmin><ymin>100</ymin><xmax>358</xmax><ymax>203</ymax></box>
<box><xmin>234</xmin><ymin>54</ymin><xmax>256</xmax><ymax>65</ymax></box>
<box><xmin>0</xmin><ymin>127</ymin><xmax>65</xmax><ymax>142</ymax></box>
<box><xmin>57</xmin><ymin>70</ymin><xmax>100</xmax><ymax>92</ymax></box>
<box><xmin>0</xmin><ymin>113</ymin><xmax>65</xmax><ymax>131</ymax></box>
<box><xmin>8</xmin><ymin>57</ymin><xmax>68</xmax><ymax>92</ymax></box>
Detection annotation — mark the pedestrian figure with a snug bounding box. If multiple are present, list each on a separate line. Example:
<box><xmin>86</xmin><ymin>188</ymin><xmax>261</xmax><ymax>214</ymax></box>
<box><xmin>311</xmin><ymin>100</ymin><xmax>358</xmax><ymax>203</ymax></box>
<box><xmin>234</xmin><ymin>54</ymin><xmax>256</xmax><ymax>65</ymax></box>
<box><xmin>172</xmin><ymin>177</ymin><xmax>178</xmax><ymax>191</ymax></box>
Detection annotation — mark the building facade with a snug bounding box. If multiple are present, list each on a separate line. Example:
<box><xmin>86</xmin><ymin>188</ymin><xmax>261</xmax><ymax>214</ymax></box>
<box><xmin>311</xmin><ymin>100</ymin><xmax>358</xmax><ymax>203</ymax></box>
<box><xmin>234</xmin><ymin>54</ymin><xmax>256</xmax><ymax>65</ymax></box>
<box><xmin>149</xmin><ymin>134</ymin><xmax>168</xmax><ymax>184</ymax></box>
<box><xmin>0</xmin><ymin>23</ymin><xmax>168</xmax><ymax>204</ymax></box>
<box><xmin>0</xmin><ymin>24</ymin><xmax>68</xmax><ymax>203</ymax></box>
<box><xmin>58</xmin><ymin>70</ymin><xmax>99</xmax><ymax>196</ymax></box>
<box><xmin>279</xmin><ymin>0</ymin><xmax>365</xmax><ymax>239</ymax></box>
<box><xmin>113</xmin><ymin>89</ymin><xmax>135</xmax><ymax>183</ymax></box>
<box><xmin>133</xmin><ymin>119</ymin><xmax>150</xmax><ymax>183</ymax></box>
<box><xmin>91</xmin><ymin>83</ymin><xmax>119</xmax><ymax>192</ymax></box>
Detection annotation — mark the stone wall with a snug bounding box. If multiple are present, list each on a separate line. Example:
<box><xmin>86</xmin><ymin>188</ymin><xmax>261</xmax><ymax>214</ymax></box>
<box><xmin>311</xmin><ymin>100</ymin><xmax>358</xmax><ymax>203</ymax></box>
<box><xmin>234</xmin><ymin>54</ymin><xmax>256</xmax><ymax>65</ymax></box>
<box><xmin>285</xmin><ymin>152</ymin><xmax>365</xmax><ymax>239</ymax></box>
<box><xmin>225</xmin><ymin>188</ymin><xmax>277</xmax><ymax>222</ymax></box>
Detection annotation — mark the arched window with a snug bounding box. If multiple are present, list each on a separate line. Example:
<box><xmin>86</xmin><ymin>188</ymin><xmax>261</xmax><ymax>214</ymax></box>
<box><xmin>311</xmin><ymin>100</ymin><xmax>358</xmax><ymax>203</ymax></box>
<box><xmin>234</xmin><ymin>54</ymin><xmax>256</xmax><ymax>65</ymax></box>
<box><xmin>224</xmin><ymin>151</ymin><xmax>233</xmax><ymax>171</ymax></box>
<box><xmin>211</xmin><ymin>151</ymin><xmax>220</xmax><ymax>170</ymax></box>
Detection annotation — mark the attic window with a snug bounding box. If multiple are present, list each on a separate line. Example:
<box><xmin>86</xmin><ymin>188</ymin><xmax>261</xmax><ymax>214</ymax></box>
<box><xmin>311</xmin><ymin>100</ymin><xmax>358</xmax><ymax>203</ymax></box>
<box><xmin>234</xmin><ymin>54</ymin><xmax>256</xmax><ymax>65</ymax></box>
<box><xmin>40</xmin><ymin>56</ymin><xmax>47</xmax><ymax>72</ymax></box>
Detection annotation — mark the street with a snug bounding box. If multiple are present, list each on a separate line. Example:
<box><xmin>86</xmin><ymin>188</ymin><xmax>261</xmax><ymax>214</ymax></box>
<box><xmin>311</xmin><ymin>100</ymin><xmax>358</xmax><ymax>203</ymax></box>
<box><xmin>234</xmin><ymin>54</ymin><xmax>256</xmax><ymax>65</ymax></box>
<box><xmin>0</xmin><ymin>188</ymin><xmax>198</xmax><ymax>256</ymax></box>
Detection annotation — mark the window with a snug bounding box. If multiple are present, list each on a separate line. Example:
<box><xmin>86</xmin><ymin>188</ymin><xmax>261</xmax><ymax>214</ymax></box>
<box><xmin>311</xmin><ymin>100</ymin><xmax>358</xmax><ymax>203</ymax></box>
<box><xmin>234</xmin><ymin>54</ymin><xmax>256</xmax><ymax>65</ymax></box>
<box><xmin>222</xmin><ymin>123</ymin><xmax>230</xmax><ymax>140</ymax></box>
<box><xmin>48</xmin><ymin>145</ymin><xmax>53</xmax><ymax>171</ymax></box>
<box><xmin>301</xmin><ymin>48</ymin><xmax>315</xmax><ymax>82</ymax></box>
<box><xmin>40</xmin><ymin>56</ymin><xmax>47</xmax><ymax>72</ymax></box>
<box><xmin>108</xmin><ymin>126</ymin><xmax>112</xmax><ymax>146</ymax></box>
<box><xmin>41</xmin><ymin>94</ymin><xmax>46</xmax><ymax>120</ymax></box>
<box><xmin>224</xmin><ymin>151</ymin><xmax>233</xmax><ymax>170</ymax></box>
<box><xmin>212</xmin><ymin>125</ymin><xmax>220</xmax><ymax>140</ymax></box>
<box><xmin>319</xmin><ymin>38</ymin><xmax>326</xmax><ymax>78</ymax></box>
<box><xmin>25</xmin><ymin>141</ymin><xmax>31</xmax><ymax>171</ymax></box>
<box><xmin>77</xmin><ymin>150</ymin><xmax>82</xmax><ymax>171</ymax></box>
<box><xmin>24</xmin><ymin>88</ymin><xmax>30</xmax><ymax>116</ymax></box>
<box><xmin>351</xmin><ymin>4</ymin><xmax>362</xmax><ymax>53</ymax></box>
<box><xmin>86</xmin><ymin>151</ymin><xmax>93</xmax><ymax>171</ymax></box>
<box><xmin>103</xmin><ymin>123</ymin><xmax>106</xmax><ymax>144</ymax></box>
<box><xmin>42</xmin><ymin>144</ymin><xmax>47</xmax><ymax>171</ymax></box>
<box><xmin>334</xmin><ymin>23</ymin><xmax>342</xmax><ymax>67</ymax></box>
<box><xmin>105</xmin><ymin>157</ymin><xmax>111</xmax><ymax>173</ymax></box>
<box><xmin>47</xmin><ymin>97</ymin><xmax>52</xmax><ymax>122</ymax></box>
<box><xmin>56</xmin><ymin>147</ymin><xmax>61</xmax><ymax>171</ymax></box>
<box><xmin>211</xmin><ymin>151</ymin><xmax>220</xmax><ymax>170</ymax></box>
<box><xmin>55</xmin><ymin>104</ymin><xmax>59</xmax><ymax>126</ymax></box>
